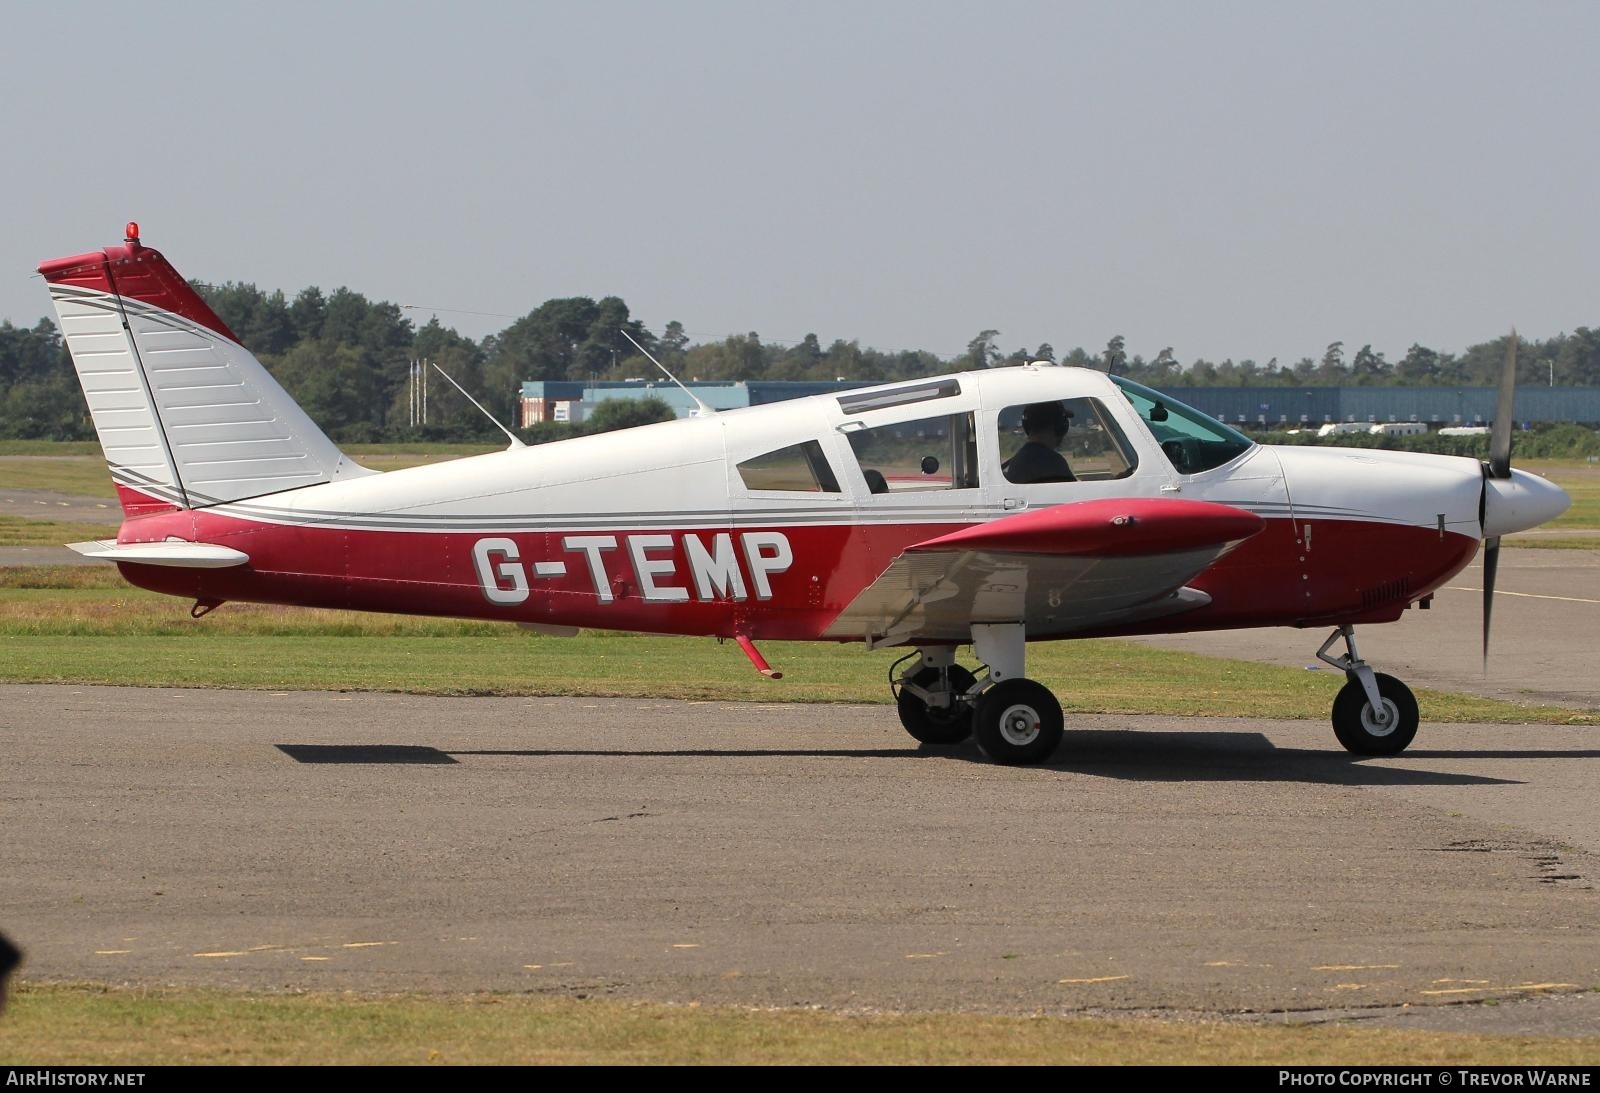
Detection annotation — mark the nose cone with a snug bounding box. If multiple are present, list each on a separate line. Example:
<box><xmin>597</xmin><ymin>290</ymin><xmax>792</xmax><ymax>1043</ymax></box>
<box><xmin>1482</xmin><ymin>468</ymin><xmax>1571</xmax><ymax>538</ymax></box>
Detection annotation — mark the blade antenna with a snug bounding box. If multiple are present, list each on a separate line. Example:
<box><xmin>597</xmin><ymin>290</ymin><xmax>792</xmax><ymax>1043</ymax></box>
<box><xmin>428</xmin><ymin>361</ymin><xmax>526</xmax><ymax>450</ymax></box>
<box><xmin>619</xmin><ymin>329</ymin><xmax>715</xmax><ymax>417</ymax></box>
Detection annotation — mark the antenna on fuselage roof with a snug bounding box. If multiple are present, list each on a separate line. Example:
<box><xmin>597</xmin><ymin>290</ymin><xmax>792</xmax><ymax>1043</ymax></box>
<box><xmin>619</xmin><ymin>329</ymin><xmax>716</xmax><ymax>417</ymax></box>
<box><xmin>428</xmin><ymin>362</ymin><xmax>527</xmax><ymax>450</ymax></box>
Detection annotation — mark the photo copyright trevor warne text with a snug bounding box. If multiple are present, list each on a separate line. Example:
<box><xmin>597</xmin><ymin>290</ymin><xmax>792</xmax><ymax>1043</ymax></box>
<box><xmin>1279</xmin><ymin>1072</ymin><xmax>1591</xmax><ymax>1087</ymax></box>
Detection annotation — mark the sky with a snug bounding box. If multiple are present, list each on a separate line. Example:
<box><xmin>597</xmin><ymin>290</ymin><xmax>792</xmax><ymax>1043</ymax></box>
<box><xmin>3</xmin><ymin>1</ymin><xmax>1597</xmax><ymax>368</ymax></box>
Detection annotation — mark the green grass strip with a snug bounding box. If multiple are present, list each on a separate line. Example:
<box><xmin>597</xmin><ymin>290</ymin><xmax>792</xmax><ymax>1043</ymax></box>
<box><xmin>3</xmin><ymin>984</ymin><xmax>1596</xmax><ymax>1066</ymax></box>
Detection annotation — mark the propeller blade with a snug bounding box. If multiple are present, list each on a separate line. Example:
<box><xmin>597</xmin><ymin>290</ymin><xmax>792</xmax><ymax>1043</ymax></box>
<box><xmin>1488</xmin><ymin>329</ymin><xmax>1516</xmax><ymax>479</ymax></box>
<box><xmin>1481</xmin><ymin>535</ymin><xmax>1500</xmax><ymax>671</ymax></box>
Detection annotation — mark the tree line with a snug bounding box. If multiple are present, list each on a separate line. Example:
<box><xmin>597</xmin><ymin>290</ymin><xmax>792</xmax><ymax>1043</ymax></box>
<box><xmin>3</xmin><ymin>279</ymin><xmax>1600</xmax><ymax>442</ymax></box>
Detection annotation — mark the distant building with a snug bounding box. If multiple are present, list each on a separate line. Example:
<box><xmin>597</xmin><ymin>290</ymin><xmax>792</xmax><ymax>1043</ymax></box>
<box><xmin>519</xmin><ymin>379</ymin><xmax>873</xmax><ymax>428</ymax></box>
<box><xmin>518</xmin><ymin>376</ymin><xmax>1600</xmax><ymax>430</ymax></box>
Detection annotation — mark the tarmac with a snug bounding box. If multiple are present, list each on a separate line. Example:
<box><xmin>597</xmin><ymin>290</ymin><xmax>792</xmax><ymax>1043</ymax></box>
<box><xmin>4</xmin><ymin>687</ymin><xmax>1598</xmax><ymax>1036</ymax></box>
<box><xmin>3</xmin><ymin>482</ymin><xmax>1598</xmax><ymax>1038</ymax></box>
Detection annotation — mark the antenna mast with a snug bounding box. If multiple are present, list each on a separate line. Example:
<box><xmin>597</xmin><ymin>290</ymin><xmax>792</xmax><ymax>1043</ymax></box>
<box><xmin>428</xmin><ymin>362</ymin><xmax>526</xmax><ymax>449</ymax></box>
<box><xmin>619</xmin><ymin>330</ymin><xmax>715</xmax><ymax>417</ymax></box>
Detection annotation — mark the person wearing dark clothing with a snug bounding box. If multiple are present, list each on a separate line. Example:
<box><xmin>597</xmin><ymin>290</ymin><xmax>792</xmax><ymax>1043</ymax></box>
<box><xmin>0</xmin><ymin>932</ymin><xmax>20</xmax><ymax>1015</ymax></box>
<box><xmin>1003</xmin><ymin>401</ymin><xmax>1076</xmax><ymax>484</ymax></box>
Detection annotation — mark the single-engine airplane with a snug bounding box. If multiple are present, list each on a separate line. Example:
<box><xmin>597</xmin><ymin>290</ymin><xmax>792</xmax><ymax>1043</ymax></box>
<box><xmin>38</xmin><ymin>226</ymin><xmax>1571</xmax><ymax>764</ymax></box>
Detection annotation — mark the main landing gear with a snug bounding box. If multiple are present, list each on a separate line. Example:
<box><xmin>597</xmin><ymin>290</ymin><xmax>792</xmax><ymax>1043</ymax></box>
<box><xmin>893</xmin><ymin>624</ymin><xmax>1064</xmax><ymax>765</ymax></box>
<box><xmin>1317</xmin><ymin>625</ymin><xmax>1419</xmax><ymax>756</ymax></box>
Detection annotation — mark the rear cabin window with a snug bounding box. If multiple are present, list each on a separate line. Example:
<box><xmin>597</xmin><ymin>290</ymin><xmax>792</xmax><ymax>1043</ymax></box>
<box><xmin>998</xmin><ymin>398</ymin><xmax>1138</xmax><ymax>484</ymax></box>
<box><xmin>737</xmin><ymin>440</ymin><xmax>841</xmax><ymax>492</ymax></box>
<box><xmin>846</xmin><ymin>412</ymin><xmax>979</xmax><ymax>494</ymax></box>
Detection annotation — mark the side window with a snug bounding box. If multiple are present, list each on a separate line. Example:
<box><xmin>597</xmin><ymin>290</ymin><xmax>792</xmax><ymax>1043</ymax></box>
<box><xmin>847</xmin><ymin>412</ymin><xmax>979</xmax><ymax>494</ymax></box>
<box><xmin>737</xmin><ymin>440</ymin><xmax>841</xmax><ymax>492</ymax></box>
<box><xmin>998</xmin><ymin>398</ymin><xmax>1137</xmax><ymax>484</ymax></box>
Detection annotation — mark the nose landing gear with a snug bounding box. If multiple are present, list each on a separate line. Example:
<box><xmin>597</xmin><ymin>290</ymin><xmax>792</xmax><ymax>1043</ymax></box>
<box><xmin>1317</xmin><ymin>625</ymin><xmax>1419</xmax><ymax>756</ymax></box>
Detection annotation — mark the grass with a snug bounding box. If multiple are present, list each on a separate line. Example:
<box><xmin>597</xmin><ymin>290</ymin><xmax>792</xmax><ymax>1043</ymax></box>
<box><xmin>4</xmin><ymin>983</ymin><xmax>1596</xmax><ymax>1066</ymax></box>
<box><xmin>1505</xmin><ymin>535</ymin><xmax>1600</xmax><ymax>550</ymax></box>
<box><xmin>0</xmin><ymin>455</ymin><xmax>114</xmax><ymax>497</ymax></box>
<box><xmin>0</xmin><ymin>568</ymin><xmax>1590</xmax><ymax>721</ymax></box>
<box><xmin>0</xmin><ymin>515</ymin><xmax>116</xmax><ymax>547</ymax></box>
<box><xmin>0</xmin><ymin>443</ymin><xmax>495</xmax><ymax>497</ymax></box>
<box><xmin>1522</xmin><ymin>460</ymin><xmax>1600</xmax><ymax>528</ymax></box>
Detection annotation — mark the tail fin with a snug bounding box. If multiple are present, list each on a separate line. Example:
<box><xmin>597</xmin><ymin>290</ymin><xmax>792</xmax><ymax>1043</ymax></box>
<box><xmin>38</xmin><ymin>224</ymin><xmax>373</xmax><ymax>516</ymax></box>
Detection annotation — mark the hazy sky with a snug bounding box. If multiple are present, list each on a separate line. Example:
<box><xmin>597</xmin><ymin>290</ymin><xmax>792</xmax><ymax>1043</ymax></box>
<box><xmin>4</xmin><ymin>1</ymin><xmax>1597</xmax><ymax>368</ymax></box>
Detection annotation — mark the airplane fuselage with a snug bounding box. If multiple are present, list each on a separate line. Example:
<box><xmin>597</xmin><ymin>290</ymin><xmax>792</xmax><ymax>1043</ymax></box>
<box><xmin>106</xmin><ymin>366</ymin><xmax>1531</xmax><ymax>644</ymax></box>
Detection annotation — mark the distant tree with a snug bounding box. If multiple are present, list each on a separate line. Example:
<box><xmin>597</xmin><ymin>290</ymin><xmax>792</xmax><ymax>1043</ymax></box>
<box><xmin>1350</xmin><ymin>344</ymin><xmax>1389</xmax><ymax>384</ymax></box>
<box><xmin>966</xmin><ymin>330</ymin><xmax>1000</xmax><ymax>370</ymax></box>
<box><xmin>1034</xmin><ymin>342</ymin><xmax>1056</xmax><ymax>363</ymax></box>
<box><xmin>587</xmin><ymin>396</ymin><xmax>676</xmax><ymax>432</ymax></box>
<box><xmin>1101</xmin><ymin>335</ymin><xmax>1127</xmax><ymax>374</ymax></box>
<box><xmin>1398</xmin><ymin>343</ymin><xmax>1440</xmax><ymax>385</ymax></box>
<box><xmin>289</xmin><ymin>287</ymin><xmax>326</xmax><ymax>341</ymax></box>
<box><xmin>659</xmin><ymin>320</ymin><xmax>689</xmax><ymax>360</ymax></box>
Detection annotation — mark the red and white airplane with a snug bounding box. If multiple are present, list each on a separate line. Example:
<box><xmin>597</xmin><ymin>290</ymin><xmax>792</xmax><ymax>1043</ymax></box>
<box><xmin>39</xmin><ymin>226</ymin><xmax>1571</xmax><ymax>764</ymax></box>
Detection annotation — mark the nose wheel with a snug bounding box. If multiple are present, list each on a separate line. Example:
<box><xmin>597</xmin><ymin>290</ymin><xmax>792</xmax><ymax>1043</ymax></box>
<box><xmin>1318</xmin><ymin>626</ymin><xmax>1419</xmax><ymax>756</ymax></box>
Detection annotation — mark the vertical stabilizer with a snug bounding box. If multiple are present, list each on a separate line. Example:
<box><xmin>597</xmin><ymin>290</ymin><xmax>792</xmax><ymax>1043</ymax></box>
<box><xmin>39</xmin><ymin>225</ymin><xmax>373</xmax><ymax>515</ymax></box>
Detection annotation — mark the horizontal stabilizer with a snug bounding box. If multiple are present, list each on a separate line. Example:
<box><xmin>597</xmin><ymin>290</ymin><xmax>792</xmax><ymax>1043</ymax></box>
<box><xmin>68</xmin><ymin>540</ymin><xmax>250</xmax><ymax>568</ymax></box>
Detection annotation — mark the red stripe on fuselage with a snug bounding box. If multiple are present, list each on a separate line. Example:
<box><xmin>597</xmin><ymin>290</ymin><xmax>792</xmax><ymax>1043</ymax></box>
<box><xmin>110</xmin><ymin>511</ymin><xmax>1478</xmax><ymax>641</ymax></box>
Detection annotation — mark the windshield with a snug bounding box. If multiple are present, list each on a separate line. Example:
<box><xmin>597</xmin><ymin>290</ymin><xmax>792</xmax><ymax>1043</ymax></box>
<box><xmin>1111</xmin><ymin>376</ymin><xmax>1254</xmax><ymax>474</ymax></box>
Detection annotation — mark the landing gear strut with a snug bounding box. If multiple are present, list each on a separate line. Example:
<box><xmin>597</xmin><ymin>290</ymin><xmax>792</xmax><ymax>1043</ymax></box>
<box><xmin>1317</xmin><ymin>625</ymin><xmax>1419</xmax><ymax>756</ymax></box>
<box><xmin>894</xmin><ymin>625</ymin><xmax>1065</xmax><ymax>765</ymax></box>
<box><xmin>894</xmin><ymin>647</ymin><xmax>977</xmax><ymax>745</ymax></box>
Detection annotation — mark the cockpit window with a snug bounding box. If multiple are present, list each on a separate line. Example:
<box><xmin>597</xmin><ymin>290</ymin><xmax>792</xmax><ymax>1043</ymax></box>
<box><xmin>1112</xmin><ymin>376</ymin><xmax>1253</xmax><ymax>474</ymax></box>
<box><xmin>998</xmin><ymin>398</ymin><xmax>1137</xmax><ymax>484</ymax></box>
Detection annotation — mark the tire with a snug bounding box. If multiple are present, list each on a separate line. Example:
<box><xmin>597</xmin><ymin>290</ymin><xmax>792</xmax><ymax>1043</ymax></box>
<box><xmin>1331</xmin><ymin>672</ymin><xmax>1419</xmax><ymax>756</ymax></box>
<box><xmin>973</xmin><ymin>678</ymin><xmax>1064</xmax><ymax>765</ymax></box>
<box><xmin>897</xmin><ymin>665</ymin><xmax>977</xmax><ymax>745</ymax></box>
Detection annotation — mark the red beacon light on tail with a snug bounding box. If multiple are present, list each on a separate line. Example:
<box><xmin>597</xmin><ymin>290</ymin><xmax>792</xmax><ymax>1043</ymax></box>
<box><xmin>124</xmin><ymin>222</ymin><xmax>141</xmax><ymax>248</ymax></box>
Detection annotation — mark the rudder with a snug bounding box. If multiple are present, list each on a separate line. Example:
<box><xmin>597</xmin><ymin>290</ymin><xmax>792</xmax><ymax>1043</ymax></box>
<box><xmin>39</xmin><ymin>224</ymin><xmax>373</xmax><ymax>516</ymax></box>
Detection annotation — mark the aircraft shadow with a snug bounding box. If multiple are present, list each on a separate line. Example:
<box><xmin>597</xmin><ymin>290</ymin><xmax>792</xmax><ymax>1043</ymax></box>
<box><xmin>277</xmin><ymin>732</ymin><xmax>1517</xmax><ymax>787</ymax></box>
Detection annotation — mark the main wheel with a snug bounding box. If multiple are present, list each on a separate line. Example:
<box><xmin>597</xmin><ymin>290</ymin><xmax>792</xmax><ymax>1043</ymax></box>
<box><xmin>1331</xmin><ymin>672</ymin><xmax>1419</xmax><ymax>756</ymax></box>
<box><xmin>897</xmin><ymin>665</ymin><xmax>977</xmax><ymax>744</ymax></box>
<box><xmin>973</xmin><ymin>678</ymin><xmax>1064</xmax><ymax>765</ymax></box>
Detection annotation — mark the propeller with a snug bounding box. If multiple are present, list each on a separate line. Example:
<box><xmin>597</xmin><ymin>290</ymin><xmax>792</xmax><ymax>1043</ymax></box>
<box><xmin>1480</xmin><ymin>329</ymin><xmax>1518</xmax><ymax>669</ymax></box>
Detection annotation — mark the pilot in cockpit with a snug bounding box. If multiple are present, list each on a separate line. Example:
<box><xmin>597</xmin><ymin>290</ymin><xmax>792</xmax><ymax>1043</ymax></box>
<box><xmin>1002</xmin><ymin>401</ymin><xmax>1077</xmax><ymax>484</ymax></box>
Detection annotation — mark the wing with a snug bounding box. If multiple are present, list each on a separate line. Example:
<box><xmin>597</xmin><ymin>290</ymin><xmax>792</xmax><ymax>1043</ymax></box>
<box><xmin>822</xmin><ymin>497</ymin><xmax>1264</xmax><ymax>646</ymax></box>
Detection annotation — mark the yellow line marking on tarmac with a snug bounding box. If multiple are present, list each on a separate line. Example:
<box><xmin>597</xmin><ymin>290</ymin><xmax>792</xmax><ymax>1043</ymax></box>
<box><xmin>905</xmin><ymin>952</ymin><xmax>948</xmax><ymax>959</ymax></box>
<box><xmin>342</xmin><ymin>941</ymin><xmax>391</xmax><ymax>948</ymax></box>
<box><xmin>1204</xmin><ymin>961</ymin><xmax>1273</xmax><ymax>968</ymax></box>
<box><xmin>1445</xmin><ymin>586</ymin><xmax>1600</xmax><ymax>605</ymax></box>
<box><xmin>1432</xmin><ymin>978</ymin><xmax>1490</xmax><ymax>984</ymax></box>
<box><xmin>1313</xmin><ymin>964</ymin><xmax>1401</xmax><ymax>971</ymax></box>
<box><xmin>1331</xmin><ymin>984</ymin><xmax>1367</xmax><ymax>991</ymax></box>
<box><xmin>194</xmin><ymin>951</ymin><xmax>250</xmax><ymax>958</ymax></box>
<box><xmin>301</xmin><ymin>957</ymin><xmax>331</xmax><ymax>962</ymax></box>
<box><xmin>672</xmin><ymin>943</ymin><xmax>701</xmax><ymax>949</ymax></box>
<box><xmin>94</xmin><ymin>950</ymin><xmax>131</xmax><ymax>955</ymax></box>
<box><xmin>523</xmin><ymin>965</ymin><xmax>543</xmax><ymax>970</ymax></box>
<box><xmin>1058</xmin><ymin>975</ymin><xmax>1130</xmax><ymax>985</ymax></box>
<box><xmin>1420</xmin><ymin>982</ymin><xmax>1576</xmax><ymax>996</ymax></box>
